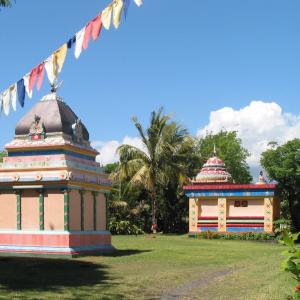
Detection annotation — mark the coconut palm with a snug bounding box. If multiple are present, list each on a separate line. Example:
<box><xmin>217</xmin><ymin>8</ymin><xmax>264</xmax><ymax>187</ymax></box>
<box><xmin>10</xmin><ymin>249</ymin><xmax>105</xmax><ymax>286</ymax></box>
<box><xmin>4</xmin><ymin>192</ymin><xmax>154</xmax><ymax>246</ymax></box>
<box><xmin>113</xmin><ymin>108</ymin><xmax>197</xmax><ymax>233</ymax></box>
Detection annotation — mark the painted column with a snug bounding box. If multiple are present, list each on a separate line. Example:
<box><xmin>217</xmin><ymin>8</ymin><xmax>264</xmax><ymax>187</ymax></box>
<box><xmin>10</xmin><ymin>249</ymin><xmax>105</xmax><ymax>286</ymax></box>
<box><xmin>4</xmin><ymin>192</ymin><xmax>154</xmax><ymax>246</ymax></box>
<box><xmin>63</xmin><ymin>189</ymin><xmax>70</xmax><ymax>231</ymax></box>
<box><xmin>39</xmin><ymin>190</ymin><xmax>44</xmax><ymax>230</ymax></box>
<box><xmin>264</xmin><ymin>197</ymin><xmax>273</xmax><ymax>233</ymax></box>
<box><xmin>218</xmin><ymin>198</ymin><xmax>227</xmax><ymax>233</ymax></box>
<box><xmin>80</xmin><ymin>190</ymin><xmax>85</xmax><ymax>231</ymax></box>
<box><xmin>189</xmin><ymin>198</ymin><xmax>198</xmax><ymax>233</ymax></box>
<box><xmin>92</xmin><ymin>192</ymin><xmax>98</xmax><ymax>231</ymax></box>
<box><xmin>16</xmin><ymin>191</ymin><xmax>22</xmax><ymax>230</ymax></box>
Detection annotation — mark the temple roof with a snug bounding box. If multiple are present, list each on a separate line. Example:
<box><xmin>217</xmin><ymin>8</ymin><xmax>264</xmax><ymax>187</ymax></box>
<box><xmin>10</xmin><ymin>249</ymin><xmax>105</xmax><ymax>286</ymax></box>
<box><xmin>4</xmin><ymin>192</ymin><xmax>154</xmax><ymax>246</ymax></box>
<box><xmin>193</xmin><ymin>148</ymin><xmax>232</xmax><ymax>183</ymax></box>
<box><xmin>15</xmin><ymin>92</ymin><xmax>89</xmax><ymax>141</ymax></box>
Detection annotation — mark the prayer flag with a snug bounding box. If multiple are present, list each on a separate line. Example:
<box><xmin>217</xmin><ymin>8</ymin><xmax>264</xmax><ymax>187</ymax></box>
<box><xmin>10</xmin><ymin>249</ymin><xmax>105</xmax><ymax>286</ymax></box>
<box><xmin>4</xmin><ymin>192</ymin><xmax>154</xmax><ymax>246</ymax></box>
<box><xmin>23</xmin><ymin>73</ymin><xmax>32</xmax><ymax>98</ymax></box>
<box><xmin>10</xmin><ymin>84</ymin><xmax>17</xmax><ymax>111</ymax></box>
<box><xmin>92</xmin><ymin>15</ymin><xmax>102</xmax><ymax>40</ymax></box>
<box><xmin>134</xmin><ymin>0</ymin><xmax>142</xmax><ymax>7</ymax></box>
<box><xmin>102</xmin><ymin>5</ymin><xmax>113</xmax><ymax>30</ymax></box>
<box><xmin>17</xmin><ymin>79</ymin><xmax>25</xmax><ymax>108</ymax></box>
<box><xmin>113</xmin><ymin>0</ymin><xmax>124</xmax><ymax>29</ymax></box>
<box><xmin>75</xmin><ymin>28</ymin><xmax>85</xmax><ymax>59</ymax></box>
<box><xmin>53</xmin><ymin>44</ymin><xmax>68</xmax><ymax>75</ymax></box>
<box><xmin>45</xmin><ymin>55</ymin><xmax>56</xmax><ymax>85</ymax></box>
<box><xmin>36</xmin><ymin>63</ymin><xmax>45</xmax><ymax>91</ymax></box>
<box><xmin>124</xmin><ymin>0</ymin><xmax>131</xmax><ymax>19</ymax></box>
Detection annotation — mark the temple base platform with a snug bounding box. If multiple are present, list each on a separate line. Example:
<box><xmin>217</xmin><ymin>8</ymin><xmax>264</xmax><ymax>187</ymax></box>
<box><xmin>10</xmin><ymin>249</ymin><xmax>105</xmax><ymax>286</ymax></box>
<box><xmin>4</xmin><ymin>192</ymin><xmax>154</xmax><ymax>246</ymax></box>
<box><xmin>0</xmin><ymin>230</ymin><xmax>115</xmax><ymax>258</ymax></box>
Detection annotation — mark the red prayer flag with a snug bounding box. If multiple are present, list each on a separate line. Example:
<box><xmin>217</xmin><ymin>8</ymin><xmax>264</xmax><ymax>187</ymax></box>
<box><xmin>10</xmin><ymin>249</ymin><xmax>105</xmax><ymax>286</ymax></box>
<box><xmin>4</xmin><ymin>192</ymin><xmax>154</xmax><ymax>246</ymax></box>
<box><xmin>29</xmin><ymin>66</ymin><xmax>38</xmax><ymax>93</ymax></box>
<box><xmin>36</xmin><ymin>63</ymin><xmax>45</xmax><ymax>91</ymax></box>
<box><xmin>92</xmin><ymin>15</ymin><xmax>102</xmax><ymax>41</ymax></box>
<box><xmin>82</xmin><ymin>22</ymin><xmax>93</xmax><ymax>50</ymax></box>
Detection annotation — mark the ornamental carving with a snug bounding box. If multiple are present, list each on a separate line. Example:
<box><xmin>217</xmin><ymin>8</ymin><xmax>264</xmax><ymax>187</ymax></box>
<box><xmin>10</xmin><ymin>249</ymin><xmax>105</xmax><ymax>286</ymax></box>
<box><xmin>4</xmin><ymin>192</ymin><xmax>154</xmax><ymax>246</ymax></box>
<box><xmin>72</xmin><ymin>119</ymin><xmax>84</xmax><ymax>144</ymax></box>
<box><xmin>29</xmin><ymin>115</ymin><xmax>45</xmax><ymax>136</ymax></box>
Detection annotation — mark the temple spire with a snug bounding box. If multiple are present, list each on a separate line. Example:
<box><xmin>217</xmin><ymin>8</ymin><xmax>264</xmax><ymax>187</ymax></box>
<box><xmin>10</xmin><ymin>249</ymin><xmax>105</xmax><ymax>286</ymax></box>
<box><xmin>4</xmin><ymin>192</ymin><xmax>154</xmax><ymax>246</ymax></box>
<box><xmin>213</xmin><ymin>143</ymin><xmax>217</xmax><ymax>157</ymax></box>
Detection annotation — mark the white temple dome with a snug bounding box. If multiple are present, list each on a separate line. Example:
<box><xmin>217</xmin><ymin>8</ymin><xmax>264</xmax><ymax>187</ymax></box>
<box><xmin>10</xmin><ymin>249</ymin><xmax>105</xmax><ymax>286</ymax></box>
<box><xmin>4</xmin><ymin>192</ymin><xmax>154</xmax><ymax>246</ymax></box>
<box><xmin>193</xmin><ymin>149</ymin><xmax>232</xmax><ymax>183</ymax></box>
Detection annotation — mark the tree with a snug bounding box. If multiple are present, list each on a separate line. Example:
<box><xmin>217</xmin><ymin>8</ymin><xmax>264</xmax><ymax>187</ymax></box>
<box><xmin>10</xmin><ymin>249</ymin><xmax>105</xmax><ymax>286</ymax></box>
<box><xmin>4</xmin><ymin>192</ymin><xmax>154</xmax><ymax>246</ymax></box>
<box><xmin>0</xmin><ymin>0</ymin><xmax>12</xmax><ymax>7</ymax></box>
<box><xmin>197</xmin><ymin>131</ymin><xmax>252</xmax><ymax>183</ymax></box>
<box><xmin>261</xmin><ymin>139</ymin><xmax>300</xmax><ymax>231</ymax></box>
<box><xmin>113</xmin><ymin>108</ymin><xmax>198</xmax><ymax>233</ymax></box>
<box><xmin>0</xmin><ymin>151</ymin><xmax>6</xmax><ymax>163</ymax></box>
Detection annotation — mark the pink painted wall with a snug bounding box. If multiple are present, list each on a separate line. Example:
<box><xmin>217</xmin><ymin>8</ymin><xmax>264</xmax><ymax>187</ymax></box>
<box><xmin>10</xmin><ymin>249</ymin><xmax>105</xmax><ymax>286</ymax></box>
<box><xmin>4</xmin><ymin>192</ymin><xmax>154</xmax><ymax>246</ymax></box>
<box><xmin>198</xmin><ymin>199</ymin><xmax>218</xmax><ymax>217</ymax></box>
<box><xmin>84</xmin><ymin>192</ymin><xmax>94</xmax><ymax>230</ymax></box>
<box><xmin>69</xmin><ymin>190</ymin><xmax>81</xmax><ymax>231</ymax></box>
<box><xmin>96</xmin><ymin>193</ymin><xmax>106</xmax><ymax>230</ymax></box>
<box><xmin>0</xmin><ymin>192</ymin><xmax>17</xmax><ymax>229</ymax></box>
<box><xmin>21</xmin><ymin>190</ymin><xmax>39</xmax><ymax>230</ymax></box>
<box><xmin>227</xmin><ymin>199</ymin><xmax>264</xmax><ymax>217</ymax></box>
<box><xmin>44</xmin><ymin>190</ymin><xmax>64</xmax><ymax>230</ymax></box>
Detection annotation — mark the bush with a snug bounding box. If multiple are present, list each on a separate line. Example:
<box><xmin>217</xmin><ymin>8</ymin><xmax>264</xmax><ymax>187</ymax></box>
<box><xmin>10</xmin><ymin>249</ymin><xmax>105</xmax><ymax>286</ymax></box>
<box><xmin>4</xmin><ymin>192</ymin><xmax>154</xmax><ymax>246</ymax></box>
<box><xmin>196</xmin><ymin>230</ymin><xmax>276</xmax><ymax>241</ymax></box>
<box><xmin>108</xmin><ymin>219</ymin><xmax>144</xmax><ymax>235</ymax></box>
<box><xmin>280</xmin><ymin>231</ymin><xmax>300</xmax><ymax>300</ymax></box>
<box><xmin>274</xmin><ymin>218</ymin><xmax>292</xmax><ymax>238</ymax></box>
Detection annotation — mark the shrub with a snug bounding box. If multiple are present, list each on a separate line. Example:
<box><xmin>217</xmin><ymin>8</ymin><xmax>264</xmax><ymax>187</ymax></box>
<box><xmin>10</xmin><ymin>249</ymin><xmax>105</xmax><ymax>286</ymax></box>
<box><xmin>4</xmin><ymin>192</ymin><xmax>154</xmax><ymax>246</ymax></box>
<box><xmin>280</xmin><ymin>231</ymin><xmax>300</xmax><ymax>300</ymax></box>
<box><xmin>196</xmin><ymin>231</ymin><xmax>276</xmax><ymax>241</ymax></box>
<box><xmin>108</xmin><ymin>219</ymin><xmax>144</xmax><ymax>235</ymax></box>
<box><xmin>274</xmin><ymin>218</ymin><xmax>292</xmax><ymax>238</ymax></box>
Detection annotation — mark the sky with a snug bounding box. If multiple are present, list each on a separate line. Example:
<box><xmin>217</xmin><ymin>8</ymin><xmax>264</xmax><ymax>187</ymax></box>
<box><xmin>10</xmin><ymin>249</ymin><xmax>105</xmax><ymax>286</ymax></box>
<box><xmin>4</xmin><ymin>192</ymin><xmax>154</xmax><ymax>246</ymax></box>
<box><xmin>1</xmin><ymin>0</ymin><xmax>300</xmax><ymax>179</ymax></box>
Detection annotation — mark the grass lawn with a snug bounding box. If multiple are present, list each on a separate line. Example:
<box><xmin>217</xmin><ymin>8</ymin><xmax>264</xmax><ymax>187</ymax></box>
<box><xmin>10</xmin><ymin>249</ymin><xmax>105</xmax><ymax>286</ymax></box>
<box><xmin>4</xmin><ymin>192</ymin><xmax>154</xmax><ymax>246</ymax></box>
<box><xmin>0</xmin><ymin>235</ymin><xmax>294</xmax><ymax>299</ymax></box>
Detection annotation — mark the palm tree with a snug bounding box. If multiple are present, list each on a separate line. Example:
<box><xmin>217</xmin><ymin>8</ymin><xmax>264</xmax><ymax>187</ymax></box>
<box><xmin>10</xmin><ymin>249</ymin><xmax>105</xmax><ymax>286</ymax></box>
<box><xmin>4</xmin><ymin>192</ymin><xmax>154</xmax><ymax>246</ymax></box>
<box><xmin>113</xmin><ymin>108</ymin><xmax>196</xmax><ymax>233</ymax></box>
<box><xmin>0</xmin><ymin>0</ymin><xmax>12</xmax><ymax>7</ymax></box>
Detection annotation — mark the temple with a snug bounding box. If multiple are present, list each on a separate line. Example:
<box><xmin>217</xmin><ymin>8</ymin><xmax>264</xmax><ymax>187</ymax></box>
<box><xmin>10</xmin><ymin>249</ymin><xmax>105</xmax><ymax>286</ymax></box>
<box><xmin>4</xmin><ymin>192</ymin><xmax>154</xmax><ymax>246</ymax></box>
<box><xmin>0</xmin><ymin>91</ymin><xmax>113</xmax><ymax>257</ymax></box>
<box><xmin>184</xmin><ymin>149</ymin><xmax>279</xmax><ymax>235</ymax></box>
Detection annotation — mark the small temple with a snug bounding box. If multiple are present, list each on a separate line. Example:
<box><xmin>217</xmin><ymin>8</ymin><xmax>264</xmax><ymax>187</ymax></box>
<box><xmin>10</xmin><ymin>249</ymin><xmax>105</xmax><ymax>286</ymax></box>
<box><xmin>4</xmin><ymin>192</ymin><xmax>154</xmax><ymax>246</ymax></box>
<box><xmin>184</xmin><ymin>148</ymin><xmax>279</xmax><ymax>235</ymax></box>
<box><xmin>0</xmin><ymin>91</ymin><xmax>113</xmax><ymax>257</ymax></box>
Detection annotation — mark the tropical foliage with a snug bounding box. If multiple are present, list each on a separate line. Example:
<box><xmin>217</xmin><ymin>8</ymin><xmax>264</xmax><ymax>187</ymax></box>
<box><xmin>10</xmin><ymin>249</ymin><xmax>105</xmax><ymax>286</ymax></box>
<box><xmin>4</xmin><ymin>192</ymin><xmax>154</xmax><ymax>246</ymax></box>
<box><xmin>0</xmin><ymin>0</ymin><xmax>12</xmax><ymax>7</ymax></box>
<box><xmin>261</xmin><ymin>139</ymin><xmax>300</xmax><ymax>231</ymax></box>
<box><xmin>111</xmin><ymin>108</ymin><xmax>199</xmax><ymax>233</ymax></box>
<box><xmin>196</xmin><ymin>230</ymin><xmax>275</xmax><ymax>241</ymax></box>
<box><xmin>280</xmin><ymin>231</ymin><xmax>300</xmax><ymax>299</ymax></box>
<box><xmin>0</xmin><ymin>151</ymin><xmax>6</xmax><ymax>163</ymax></box>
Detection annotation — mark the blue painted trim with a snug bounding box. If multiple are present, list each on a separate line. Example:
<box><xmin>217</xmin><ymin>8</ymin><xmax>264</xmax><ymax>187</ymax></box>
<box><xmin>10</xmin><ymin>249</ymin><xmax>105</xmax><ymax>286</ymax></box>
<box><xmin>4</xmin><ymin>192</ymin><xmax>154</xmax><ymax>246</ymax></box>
<box><xmin>226</xmin><ymin>227</ymin><xmax>264</xmax><ymax>232</ymax></box>
<box><xmin>199</xmin><ymin>227</ymin><xmax>218</xmax><ymax>232</ymax></box>
<box><xmin>185</xmin><ymin>190</ymin><xmax>274</xmax><ymax>197</ymax></box>
<box><xmin>8</xmin><ymin>149</ymin><xmax>95</xmax><ymax>161</ymax></box>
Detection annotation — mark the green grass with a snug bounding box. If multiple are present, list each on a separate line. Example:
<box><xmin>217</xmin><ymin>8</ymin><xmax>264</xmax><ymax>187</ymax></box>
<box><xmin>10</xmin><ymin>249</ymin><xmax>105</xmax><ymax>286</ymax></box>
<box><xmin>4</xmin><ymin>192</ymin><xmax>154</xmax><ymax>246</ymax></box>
<box><xmin>0</xmin><ymin>235</ymin><xmax>295</xmax><ymax>299</ymax></box>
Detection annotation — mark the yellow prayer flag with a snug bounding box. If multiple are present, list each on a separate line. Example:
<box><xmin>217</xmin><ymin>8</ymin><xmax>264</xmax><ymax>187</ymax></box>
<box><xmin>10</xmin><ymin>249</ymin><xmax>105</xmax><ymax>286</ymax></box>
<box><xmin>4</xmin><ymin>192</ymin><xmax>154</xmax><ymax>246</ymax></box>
<box><xmin>113</xmin><ymin>0</ymin><xmax>124</xmax><ymax>29</ymax></box>
<box><xmin>53</xmin><ymin>43</ymin><xmax>68</xmax><ymax>76</ymax></box>
<box><xmin>102</xmin><ymin>5</ymin><xmax>113</xmax><ymax>30</ymax></box>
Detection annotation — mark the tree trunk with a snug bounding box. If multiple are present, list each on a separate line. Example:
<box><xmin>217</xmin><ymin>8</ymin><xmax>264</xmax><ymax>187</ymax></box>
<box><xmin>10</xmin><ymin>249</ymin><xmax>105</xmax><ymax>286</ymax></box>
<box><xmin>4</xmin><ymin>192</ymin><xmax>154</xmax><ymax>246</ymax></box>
<box><xmin>151</xmin><ymin>188</ymin><xmax>157</xmax><ymax>234</ymax></box>
<box><xmin>289</xmin><ymin>197</ymin><xmax>300</xmax><ymax>232</ymax></box>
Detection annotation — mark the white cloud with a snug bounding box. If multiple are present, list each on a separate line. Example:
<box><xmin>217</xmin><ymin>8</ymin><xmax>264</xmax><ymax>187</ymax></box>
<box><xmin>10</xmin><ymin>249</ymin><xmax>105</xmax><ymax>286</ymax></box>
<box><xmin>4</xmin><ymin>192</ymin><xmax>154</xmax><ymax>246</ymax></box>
<box><xmin>92</xmin><ymin>136</ymin><xmax>145</xmax><ymax>166</ymax></box>
<box><xmin>197</xmin><ymin>101</ymin><xmax>300</xmax><ymax>173</ymax></box>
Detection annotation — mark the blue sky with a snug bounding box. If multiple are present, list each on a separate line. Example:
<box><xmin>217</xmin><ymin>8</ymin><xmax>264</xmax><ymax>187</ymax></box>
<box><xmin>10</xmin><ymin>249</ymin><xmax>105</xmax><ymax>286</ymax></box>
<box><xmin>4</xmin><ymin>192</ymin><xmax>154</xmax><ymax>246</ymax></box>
<box><xmin>1</xmin><ymin>0</ymin><xmax>300</xmax><ymax>171</ymax></box>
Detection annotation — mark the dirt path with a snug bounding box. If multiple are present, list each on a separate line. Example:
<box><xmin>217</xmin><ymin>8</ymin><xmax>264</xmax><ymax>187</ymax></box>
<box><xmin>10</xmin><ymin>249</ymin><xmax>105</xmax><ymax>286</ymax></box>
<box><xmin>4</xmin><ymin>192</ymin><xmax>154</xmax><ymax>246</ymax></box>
<box><xmin>159</xmin><ymin>268</ymin><xmax>233</xmax><ymax>300</ymax></box>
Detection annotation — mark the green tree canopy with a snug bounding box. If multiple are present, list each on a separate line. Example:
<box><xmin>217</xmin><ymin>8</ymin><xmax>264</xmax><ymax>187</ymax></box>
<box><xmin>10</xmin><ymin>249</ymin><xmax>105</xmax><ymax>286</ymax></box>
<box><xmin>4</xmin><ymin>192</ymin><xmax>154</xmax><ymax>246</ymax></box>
<box><xmin>197</xmin><ymin>131</ymin><xmax>252</xmax><ymax>184</ymax></box>
<box><xmin>260</xmin><ymin>139</ymin><xmax>300</xmax><ymax>231</ymax></box>
<box><xmin>0</xmin><ymin>0</ymin><xmax>12</xmax><ymax>7</ymax></box>
<box><xmin>0</xmin><ymin>151</ymin><xmax>6</xmax><ymax>163</ymax></box>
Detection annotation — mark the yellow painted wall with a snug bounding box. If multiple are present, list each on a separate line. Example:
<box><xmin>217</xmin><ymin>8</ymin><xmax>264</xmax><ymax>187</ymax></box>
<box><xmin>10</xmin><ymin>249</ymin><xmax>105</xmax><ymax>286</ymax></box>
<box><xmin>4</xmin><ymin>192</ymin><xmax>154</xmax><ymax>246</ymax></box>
<box><xmin>198</xmin><ymin>199</ymin><xmax>218</xmax><ymax>217</ymax></box>
<box><xmin>227</xmin><ymin>199</ymin><xmax>264</xmax><ymax>217</ymax></box>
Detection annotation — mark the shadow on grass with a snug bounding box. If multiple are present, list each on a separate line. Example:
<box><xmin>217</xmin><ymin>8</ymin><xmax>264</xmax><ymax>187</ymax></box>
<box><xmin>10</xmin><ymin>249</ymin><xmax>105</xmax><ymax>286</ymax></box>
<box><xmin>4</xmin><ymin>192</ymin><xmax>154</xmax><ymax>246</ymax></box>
<box><xmin>105</xmin><ymin>249</ymin><xmax>152</xmax><ymax>257</ymax></box>
<box><xmin>0</xmin><ymin>257</ymin><xmax>111</xmax><ymax>292</ymax></box>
